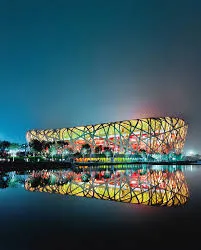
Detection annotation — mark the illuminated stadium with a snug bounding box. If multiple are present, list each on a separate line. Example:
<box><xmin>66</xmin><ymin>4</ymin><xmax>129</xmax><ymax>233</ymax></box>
<box><xmin>26</xmin><ymin>117</ymin><xmax>188</xmax><ymax>154</ymax></box>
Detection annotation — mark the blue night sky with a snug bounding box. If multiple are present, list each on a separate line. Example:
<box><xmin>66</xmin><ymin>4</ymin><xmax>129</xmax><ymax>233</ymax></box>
<box><xmin>0</xmin><ymin>0</ymin><xmax>201</xmax><ymax>153</ymax></box>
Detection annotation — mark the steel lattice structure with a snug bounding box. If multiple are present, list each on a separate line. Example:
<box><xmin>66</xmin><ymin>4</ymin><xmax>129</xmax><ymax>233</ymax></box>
<box><xmin>25</xmin><ymin>168</ymin><xmax>189</xmax><ymax>206</ymax></box>
<box><xmin>26</xmin><ymin>117</ymin><xmax>188</xmax><ymax>154</ymax></box>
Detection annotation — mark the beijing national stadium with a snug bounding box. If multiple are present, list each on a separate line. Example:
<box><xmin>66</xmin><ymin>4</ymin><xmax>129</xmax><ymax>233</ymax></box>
<box><xmin>26</xmin><ymin>117</ymin><xmax>188</xmax><ymax>155</ymax></box>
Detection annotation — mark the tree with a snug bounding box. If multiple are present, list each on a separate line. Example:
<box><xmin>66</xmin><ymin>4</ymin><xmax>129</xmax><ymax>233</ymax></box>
<box><xmin>73</xmin><ymin>151</ymin><xmax>82</xmax><ymax>159</ymax></box>
<box><xmin>48</xmin><ymin>143</ymin><xmax>57</xmax><ymax>160</ymax></box>
<box><xmin>103</xmin><ymin>147</ymin><xmax>113</xmax><ymax>158</ymax></box>
<box><xmin>0</xmin><ymin>140</ymin><xmax>11</xmax><ymax>158</ymax></box>
<box><xmin>57</xmin><ymin>140</ymin><xmax>65</xmax><ymax>148</ymax></box>
<box><xmin>62</xmin><ymin>147</ymin><xmax>72</xmax><ymax>160</ymax></box>
<box><xmin>139</xmin><ymin>149</ymin><xmax>147</xmax><ymax>161</ymax></box>
<box><xmin>29</xmin><ymin>139</ymin><xmax>43</xmax><ymax>156</ymax></box>
<box><xmin>0</xmin><ymin>140</ymin><xmax>11</xmax><ymax>152</ymax></box>
<box><xmin>7</xmin><ymin>142</ymin><xmax>21</xmax><ymax>161</ymax></box>
<box><xmin>20</xmin><ymin>143</ymin><xmax>29</xmax><ymax>156</ymax></box>
<box><xmin>95</xmin><ymin>145</ymin><xmax>102</xmax><ymax>154</ymax></box>
<box><xmin>80</xmin><ymin>144</ymin><xmax>91</xmax><ymax>158</ymax></box>
<box><xmin>8</xmin><ymin>142</ymin><xmax>20</xmax><ymax>150</ymax></box>
<box><xmin>56</xmin><ymin>140</ymin><xmax>68</xmax><ymax>159</ymax></box>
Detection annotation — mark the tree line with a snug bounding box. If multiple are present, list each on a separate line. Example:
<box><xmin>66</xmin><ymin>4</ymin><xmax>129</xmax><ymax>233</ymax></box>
<box><xmin>0</xmin><ymin>139</ymin><xmax>184</xmax><ymax>162</ymax></box>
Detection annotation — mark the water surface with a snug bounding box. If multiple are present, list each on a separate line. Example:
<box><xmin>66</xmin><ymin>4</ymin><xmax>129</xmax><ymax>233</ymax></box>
<box><xmin>0</xmin><ymin>164</ymin><xmax>200</xmax><ymax>250</ymax></box>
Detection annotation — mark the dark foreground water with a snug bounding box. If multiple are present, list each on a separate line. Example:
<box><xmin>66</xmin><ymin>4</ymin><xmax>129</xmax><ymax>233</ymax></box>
<box><xmin>0</xmin><ymin>164</ymin><xmax>200</xmax><ymax>250</ymax></box>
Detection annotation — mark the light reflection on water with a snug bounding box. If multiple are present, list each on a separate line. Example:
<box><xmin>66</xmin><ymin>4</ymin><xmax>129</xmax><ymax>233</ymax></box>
<box><xmin>0</xmin><ymin>164</ymin><xmax>200</xmax><ymax>250</ymax></box>
<box><xmin>24</xmin><ymin>165</ymin><xmax>189</xmax><ymax>206</ymax></box>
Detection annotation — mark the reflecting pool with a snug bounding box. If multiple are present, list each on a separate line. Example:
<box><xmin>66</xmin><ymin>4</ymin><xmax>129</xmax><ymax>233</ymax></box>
<box><xmin>0</xmin><ymin>164</ymin><xmax>200</xmax><ymax>250</ymax></box>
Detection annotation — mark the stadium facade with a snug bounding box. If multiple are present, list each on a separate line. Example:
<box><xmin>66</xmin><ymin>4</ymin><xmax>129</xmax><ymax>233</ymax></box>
<box><xmin>26</xmin><ymin>117</ymin><xmax>188</xmax><ymax>154</ymax></box>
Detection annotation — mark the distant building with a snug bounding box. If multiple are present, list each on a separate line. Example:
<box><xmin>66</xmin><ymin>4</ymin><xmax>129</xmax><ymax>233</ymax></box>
<box><xmin>26</xmin><ymin>117</ymin><xmax>188</xmax><ymax>154</ymax></box>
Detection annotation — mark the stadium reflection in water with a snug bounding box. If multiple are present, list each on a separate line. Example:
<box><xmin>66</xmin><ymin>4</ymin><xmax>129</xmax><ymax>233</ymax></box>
<box><xmin>24</xmin><ymin>165</ymin><xmax>189</xmax><ymax>206</ymax></box>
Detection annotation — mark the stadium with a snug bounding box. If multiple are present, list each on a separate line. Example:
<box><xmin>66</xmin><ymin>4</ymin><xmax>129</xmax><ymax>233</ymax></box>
<box><xmin>26</xmin><ymin>117</ymin><xmax>188</xmax><ymax>155</ymax></box>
